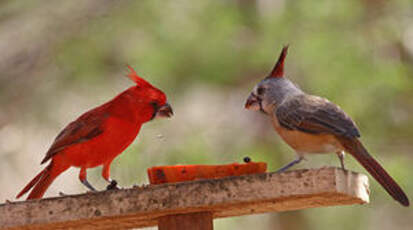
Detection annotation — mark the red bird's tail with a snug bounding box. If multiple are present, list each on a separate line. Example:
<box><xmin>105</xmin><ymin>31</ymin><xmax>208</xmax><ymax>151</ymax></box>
<box><xmin>338</xmin><ymin>137</ymin><xmax>409</xmax><ymax>206</ymax></box>
<box><xmin>16</xmin><ymin>162</ymin><xmax>68</xmax><ymax>200</ymax></box>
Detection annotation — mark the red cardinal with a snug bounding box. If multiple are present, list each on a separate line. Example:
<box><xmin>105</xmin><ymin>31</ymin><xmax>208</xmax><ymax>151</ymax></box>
<box><xmin>245</xmin><ymin>46</ymin><xmax>409</xmax><ymax>206</ymax></box>
<box><xmin>17</xmin><ymin>66</ymin><xmax>173</xmax><ymax>200</ymax></box>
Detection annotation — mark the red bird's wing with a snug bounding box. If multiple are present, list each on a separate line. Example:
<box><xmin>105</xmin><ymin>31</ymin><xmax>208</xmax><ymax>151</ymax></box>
<box><xmin>41</xmin><ymin>109</ymin><xmax>110</xmax><ymax>164</ymax></box>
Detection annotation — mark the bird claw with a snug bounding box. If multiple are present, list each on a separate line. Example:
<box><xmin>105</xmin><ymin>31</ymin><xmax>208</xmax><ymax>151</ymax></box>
<box><xmin>59</xmin><ymin>192</ymin><xmax>67</xmax><ymax>196</ymax></box>
<box><xmin>106</xmin><ymin>180</ymin><xmax>120</xmax><ymax>190</ymax></box>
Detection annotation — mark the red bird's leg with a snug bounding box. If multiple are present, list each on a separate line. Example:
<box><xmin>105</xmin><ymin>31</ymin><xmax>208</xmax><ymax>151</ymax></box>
<box><xmin>336</xmin><ymin>151</ymin><xmax>346</xmax><ymax>170</ymax></box>
<box><xmin>79</xmin><ymin>167</ymin><xmax>96</xmax><ymax>191</ymax></box>
<box><xmin>275</xmin><ymin>156</ymin><xmax>304</xmax><ymax>173</ymax></box>
<box><xmin>102</xmin><ymin>161</ymin><xmax>119</xmax><ymax>190</ymax></box>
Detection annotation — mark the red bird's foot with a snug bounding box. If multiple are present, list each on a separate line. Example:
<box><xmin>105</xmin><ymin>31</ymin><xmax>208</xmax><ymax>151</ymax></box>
<box><xmin>106</xmin><ymin>180</ymin><xmax>120</xmax><ymax>190</ymax></box>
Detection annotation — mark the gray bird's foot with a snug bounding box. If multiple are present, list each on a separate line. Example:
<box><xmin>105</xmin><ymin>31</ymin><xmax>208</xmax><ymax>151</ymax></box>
<box><xmin>275</xmin><ymin>156</ymin><xmax>304</xmax><ymax>173</ymax></box>
<box><xmin>336</xmin><ymin>151</ymin><xmax>346</xmax><ymax>170</ymax></box>
<box><xmin>59</xmin><ymin>192</ymin><xmax>67</xmax><ymax>196</ymax></box>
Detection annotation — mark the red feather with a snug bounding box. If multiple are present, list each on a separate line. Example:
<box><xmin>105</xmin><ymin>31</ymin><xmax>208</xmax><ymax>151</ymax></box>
<box><xmin>17</xmin><ymin>66</ymin><xmax>169</xmax><ymax>199</ymax></box>
<box><xmin>127</xmin><ymin>65</ymin><xmax>153</xmax><ymax>88</ymax></box>
<box><xmin>269</xmin><ymin>45</ymin><xmax>289</xmax><ymax>78</ymax></box>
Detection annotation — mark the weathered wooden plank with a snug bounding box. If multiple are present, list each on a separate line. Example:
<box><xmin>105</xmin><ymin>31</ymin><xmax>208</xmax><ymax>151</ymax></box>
<box><xmin>0</xmin><ymin>167</ymin><xmax>369</xmax><ymax>230</ymax></box>
<box><xmin>158</xmin><ymin>212</ymin><xmax>213</xmax><ymax>230</ymax></box>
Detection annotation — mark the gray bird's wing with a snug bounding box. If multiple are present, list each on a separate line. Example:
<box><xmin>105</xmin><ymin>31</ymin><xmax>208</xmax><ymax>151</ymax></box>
<box><xmin>275</xmin><ymin>94</ymin><xmax>360</xmax><ymax>138</ymax></box>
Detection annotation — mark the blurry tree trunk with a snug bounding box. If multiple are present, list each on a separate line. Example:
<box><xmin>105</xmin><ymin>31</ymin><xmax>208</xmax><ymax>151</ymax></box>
<box><xmin>236</xmin><ymin>0</ymin><xmax>258</xmax><ymax>28</ymax></box>
<box><xmin>0</xmin><ymin>0</ymin><xmax>120</xmax><ymax>127</ymax></box>
<box><xmin>360</xmin><ymin>0</ymin><xmax>386</xmax><ymax>19</ymax></box>
<box><xmin>0</xmin><ymin>0</ymin><xmax>118</xmax><ymax>82</ymax></box>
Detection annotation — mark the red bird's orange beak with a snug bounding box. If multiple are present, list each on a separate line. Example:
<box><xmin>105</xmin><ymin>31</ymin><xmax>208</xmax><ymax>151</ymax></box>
<box><xmin>155</xmin><ymin>103</ymin><xmax>173</xmax><ymax>119</ymax></box>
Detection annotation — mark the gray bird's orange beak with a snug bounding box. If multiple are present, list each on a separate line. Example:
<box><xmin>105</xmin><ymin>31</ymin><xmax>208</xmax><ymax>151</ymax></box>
<box><xmin>245</xmin><ymin>93</ymin><xmax>261</xmax><ymax>111</ymax></box>
<box><xmin>155</xmin><ymin>103</ymin><xmax>173</xmax><ymax>119</ymax></box>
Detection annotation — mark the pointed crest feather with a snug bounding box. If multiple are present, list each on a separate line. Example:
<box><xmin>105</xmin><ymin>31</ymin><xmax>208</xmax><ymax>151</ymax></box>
<box><xmin>126</xmin><ymin>65</ymin><xmax>152</xmax><ymax>87</ymax></box>
<box><xmin>269</xmin><ymin>45</ymin><xmax>289</xmax><ymax>78</ymax></box>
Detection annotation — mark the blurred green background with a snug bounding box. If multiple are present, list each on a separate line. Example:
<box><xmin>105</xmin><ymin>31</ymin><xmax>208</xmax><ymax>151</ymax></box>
<box><xmin>0</xmin><ymin>0</ymin><xmax>412</xmax><ymax>229</ymax></box>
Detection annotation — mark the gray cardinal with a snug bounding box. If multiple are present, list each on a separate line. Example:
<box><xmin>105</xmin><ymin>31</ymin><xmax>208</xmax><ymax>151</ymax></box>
<box><xmin>245</xmin><ymin>46</ymin><xmax>409</xmax><ymax>206</ymax></box>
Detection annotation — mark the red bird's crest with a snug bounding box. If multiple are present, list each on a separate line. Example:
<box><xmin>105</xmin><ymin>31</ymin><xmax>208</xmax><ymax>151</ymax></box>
<box><xmin>17</xmin><ymin>64</ymin><xmax>172</xmax><ymax>200</ymax></box>
<box><xmin>127</xmin><ymin>65</ymin><xmax>153</xmax><ymax>88</ymax></box>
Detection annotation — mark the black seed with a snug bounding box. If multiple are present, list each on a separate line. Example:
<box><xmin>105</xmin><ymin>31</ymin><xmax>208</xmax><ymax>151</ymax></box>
<box><xmin>243</xmin><ymin>157</ymin><xmax>251</xmax><ymax>163</ymax></box>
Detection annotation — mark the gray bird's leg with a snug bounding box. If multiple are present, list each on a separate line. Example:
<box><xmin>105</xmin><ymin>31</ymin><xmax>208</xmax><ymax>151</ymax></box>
<box><xmin>275</xmin><ymin>156</ymin><xmax>304</xmax><ymax>173</ymax></box>
<box><xmin>336</xmin><ymin>151</ymin><xmax>346</xmax><ymax>170</ymax></box>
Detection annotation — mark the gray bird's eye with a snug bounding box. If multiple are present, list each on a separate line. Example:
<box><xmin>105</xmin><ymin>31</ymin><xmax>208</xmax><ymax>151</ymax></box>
<box><xmin>257</xmin><ymin>87</ymin><xmax>265</xmax><ymax>95</ymax></box>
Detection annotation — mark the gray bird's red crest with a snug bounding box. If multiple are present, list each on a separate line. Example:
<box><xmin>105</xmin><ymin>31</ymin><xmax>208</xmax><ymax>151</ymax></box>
<box><xmin>269</xmin><ymin>45</ymin><xmax>289</xmax><ymax>78</ymax></box>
